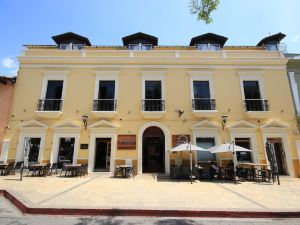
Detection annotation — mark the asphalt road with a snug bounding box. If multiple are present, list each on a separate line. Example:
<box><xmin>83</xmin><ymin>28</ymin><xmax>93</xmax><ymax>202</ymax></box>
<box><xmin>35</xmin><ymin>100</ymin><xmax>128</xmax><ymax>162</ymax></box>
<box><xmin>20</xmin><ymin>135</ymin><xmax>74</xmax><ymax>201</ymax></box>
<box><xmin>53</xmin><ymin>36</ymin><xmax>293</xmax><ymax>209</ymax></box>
<box><xmin>1</xmin><ymin>197</ymin><xmax>300</xmax><ymax>225</ymax></box>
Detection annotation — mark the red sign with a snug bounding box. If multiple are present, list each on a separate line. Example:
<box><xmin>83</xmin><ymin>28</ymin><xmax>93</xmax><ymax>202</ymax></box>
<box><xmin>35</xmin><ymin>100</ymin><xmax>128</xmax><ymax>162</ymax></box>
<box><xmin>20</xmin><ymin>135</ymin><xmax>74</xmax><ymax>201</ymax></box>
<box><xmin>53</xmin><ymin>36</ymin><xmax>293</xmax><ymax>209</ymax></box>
<box><xmin>117</xmin><ymin>135</ymin><xmax>136</xmax><ymax>150</ymax></box>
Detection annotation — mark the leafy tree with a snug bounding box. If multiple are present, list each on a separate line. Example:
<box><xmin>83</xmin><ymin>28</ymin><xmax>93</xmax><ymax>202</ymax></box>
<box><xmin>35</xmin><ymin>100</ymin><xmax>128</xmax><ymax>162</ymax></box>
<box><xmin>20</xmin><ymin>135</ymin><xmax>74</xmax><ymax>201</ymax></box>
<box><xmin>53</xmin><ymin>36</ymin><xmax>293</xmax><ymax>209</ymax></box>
<box><xmin>190</xmin><ymin>0</ymin><xmax>220</xmax><ymax>24</ymax></box>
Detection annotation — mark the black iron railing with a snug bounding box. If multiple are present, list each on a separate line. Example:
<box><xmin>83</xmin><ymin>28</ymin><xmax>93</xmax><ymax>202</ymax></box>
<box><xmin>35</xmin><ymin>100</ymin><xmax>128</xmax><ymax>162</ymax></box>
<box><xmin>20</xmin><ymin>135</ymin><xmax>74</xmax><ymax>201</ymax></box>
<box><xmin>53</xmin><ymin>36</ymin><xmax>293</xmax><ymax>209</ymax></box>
<box><xmin>93</xmin><ymin>99</ymin><xmax>117</xmax><ymax>111</ymax></box>
<box><xmin>192</xmin><ymin>98</ymin><xmax>216</xmax><ymax>110</ymax></box>
<box><xmin>244</xmin><ymin>99</ymin><xmax>269</xmax><ymax>111</ymax></box>
<box><xmin>36</xmin><ymin>99</ymin><xmax>63</xmax><ymax>111</ymax></box>
<box><xmin>142</xmin><ymin>99</ymin><xmax>165</xmax><ymax>111</ymax></box>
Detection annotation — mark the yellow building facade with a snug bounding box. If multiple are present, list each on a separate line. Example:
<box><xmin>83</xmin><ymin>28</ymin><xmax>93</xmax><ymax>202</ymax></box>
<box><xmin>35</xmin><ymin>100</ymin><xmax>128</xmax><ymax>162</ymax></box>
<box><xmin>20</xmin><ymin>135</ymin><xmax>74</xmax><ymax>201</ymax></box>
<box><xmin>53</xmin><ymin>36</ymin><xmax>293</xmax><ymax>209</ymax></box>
<box><xmin>1</xmin><ymin>32</ymin><xmax>300</xmax><ymax>177</ymax></box>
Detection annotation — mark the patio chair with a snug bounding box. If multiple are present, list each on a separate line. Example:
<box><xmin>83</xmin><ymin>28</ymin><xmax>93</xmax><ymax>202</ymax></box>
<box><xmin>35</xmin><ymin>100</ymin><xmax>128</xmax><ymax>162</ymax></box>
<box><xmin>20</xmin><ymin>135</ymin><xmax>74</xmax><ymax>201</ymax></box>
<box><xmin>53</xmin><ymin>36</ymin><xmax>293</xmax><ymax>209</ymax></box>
<box><xmin>27</xmin><ymin>165</ymin><xmax>38</xmax><ymax>176</ymax></box>
<box><xmin>127</xmin><ymin>166</ymin><xmax>135</xmax><ymax>178</ymax></box>
<box><xmin>75</xmin><ymin>164</ymin><xmax>86</xmax><ymax>177</ymax></box>
<box><xmin>60</xmin><ymin>163</ymin><xmax>68</xmax><ymax>176</ymax></box>
<box><xmin>2</xmin><ymin>162</ymin><xmax>15</xmax><ymax>176</ymax></box>
<box><xmin>114</xmin><ymin>165</ymin><xmax>123</xmax><ymax>178</ymax></box>
<box><xmin>50</xmin><ymin>163</ymin><xmax>59</xmax><ymax>175</ymax></box>
<box><xmin>42</xmin><ymin>163</ymin><xmax>51</xmax><ymax>177</ymax></box>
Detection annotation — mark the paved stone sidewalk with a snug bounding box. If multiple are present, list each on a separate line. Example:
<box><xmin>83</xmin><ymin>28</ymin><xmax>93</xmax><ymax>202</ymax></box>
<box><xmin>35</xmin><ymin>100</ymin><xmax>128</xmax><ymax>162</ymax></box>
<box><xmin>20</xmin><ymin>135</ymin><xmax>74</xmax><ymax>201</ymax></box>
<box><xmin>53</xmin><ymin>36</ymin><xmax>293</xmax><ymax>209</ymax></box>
<box><xmin>1</xmin><ymin>173</ymin><xmax>300</xmax><ymax>211</ymax></box>
<box><xmin>1</xmin><ymin>197</ymin><xmax>300</xmax><ymax>225</ymax></box>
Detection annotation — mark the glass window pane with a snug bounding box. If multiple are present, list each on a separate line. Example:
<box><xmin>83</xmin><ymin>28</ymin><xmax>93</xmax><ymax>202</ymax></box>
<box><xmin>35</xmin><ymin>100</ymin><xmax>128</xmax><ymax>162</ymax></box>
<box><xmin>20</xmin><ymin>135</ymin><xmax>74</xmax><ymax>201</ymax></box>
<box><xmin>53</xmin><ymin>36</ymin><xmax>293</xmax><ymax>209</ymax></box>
<box><xmin>243</xmin><ymin>81</ymin><xmax>261</xmax><ymax>99</ymax></box>
<box><xmin>235</xmin><ymin>138</ymin><xmax>252</xmax><ymax>162</ymax></box>
<box><xmin>210</xmin><ymin>44</ymin><xmax>220</xmax><ymax>51</ymax></box>
<box><xmin>142</xmin><ymin>44</ymin><xmax>152</xmax><ymax>50</ymax></box>
<box><xmin>129</xmin><ymin>44</ymin><xmax>140</xmax><ymax>50</ymax></box>
<box><xmin>60</xmin><ymin>44</ymin><xmax>70</xmax><ymax>50</ymax></box>
<box><xmin>58</xmin><ymin>138</ymin><xmax>75</xmax><ymax>164</ymax></box>
<box><xmin>197</xmin><ymin>44</ymin><xmax>209</xmax><ymax>51</ymax></box>
<box><xmin>73</xmin><ymin>44</ymin><xmax>83</xmax><ymax>50</ymax></box>
<box><xmin>193</xmin><ymin>81</ymin><xmax>210</xmax><ymax>98</ymax></box>
<box><xmin>266</xmin><ymin>44</ymin><xmax>278</xmax><ymax>51</ymax></box>
<box><xmin>28</xmin><ymin>138</ymin><xmax>41</xmax><ymax>163</ymax></box>
<box><xmin>99</xmin><ymin>81</ymin><xmax>115</xmax><ymax>99</ymax></box>
<box><xmin>196</xmin><ymin>138</ymin><xmax>216</xmax><ymax>161</ymax></box>
<box><xmin>145</xmin><ymin>81</ymin><xmax>162</xmax><ymax>99</ymax></box>
<box><xmin>46</xmin><ymin>80</ymin><xmax>63</xmax><ymax>99</ymax></box>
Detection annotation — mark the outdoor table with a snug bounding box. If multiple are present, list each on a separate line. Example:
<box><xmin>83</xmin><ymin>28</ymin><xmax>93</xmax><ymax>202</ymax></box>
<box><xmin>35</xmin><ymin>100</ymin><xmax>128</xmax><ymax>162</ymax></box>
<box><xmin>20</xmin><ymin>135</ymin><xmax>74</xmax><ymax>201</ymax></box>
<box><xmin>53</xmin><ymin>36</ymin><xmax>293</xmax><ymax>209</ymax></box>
<box><xmin>28</xmin><ymin>163</ymin><xmax>46</xmax><ymax>176</ymax></box>
<box><xmin>0</xmin><ymin>163</ymin><xmax>8</xmax><ymax>175</ymax></box>
<box><xmin>117</xmin><ymin>165</ymin><xmax>133</xmax><ymax>178</ymax></box>
<box><xmin>64</xmin><ymin>164</ymin><xmax>81</xmax><ymax>177</ymax></box>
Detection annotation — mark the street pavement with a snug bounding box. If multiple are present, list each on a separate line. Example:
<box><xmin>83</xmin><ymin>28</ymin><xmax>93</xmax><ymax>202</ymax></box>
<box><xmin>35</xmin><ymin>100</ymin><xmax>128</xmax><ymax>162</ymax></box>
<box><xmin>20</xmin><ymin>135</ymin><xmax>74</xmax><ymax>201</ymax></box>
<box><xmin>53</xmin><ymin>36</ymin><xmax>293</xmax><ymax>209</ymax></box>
<box><xmin>1</xmin><ymin>196</ymin><xmax>300</xmax><ymax>225</ymax></box>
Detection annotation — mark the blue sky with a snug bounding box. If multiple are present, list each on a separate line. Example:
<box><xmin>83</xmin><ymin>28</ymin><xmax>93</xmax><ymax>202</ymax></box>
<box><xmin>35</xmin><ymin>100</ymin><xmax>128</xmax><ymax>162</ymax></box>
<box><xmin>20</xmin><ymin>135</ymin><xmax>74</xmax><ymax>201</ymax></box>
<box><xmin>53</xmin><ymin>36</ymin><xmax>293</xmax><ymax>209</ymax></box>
<box><xmin>0</xmin><ymin>0</ymin><xmax>299</xmax><ymax>76</ymax></box>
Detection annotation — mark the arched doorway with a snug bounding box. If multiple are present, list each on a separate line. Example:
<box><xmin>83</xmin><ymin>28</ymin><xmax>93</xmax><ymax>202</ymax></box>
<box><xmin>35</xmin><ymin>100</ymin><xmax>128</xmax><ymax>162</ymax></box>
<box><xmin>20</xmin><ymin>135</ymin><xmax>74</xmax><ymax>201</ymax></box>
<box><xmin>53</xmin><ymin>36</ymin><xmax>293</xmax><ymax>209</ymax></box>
<box><xmin>142</xmin><ymin>126</ymin><xmax>165</xmax><ymax>173</ymax></box>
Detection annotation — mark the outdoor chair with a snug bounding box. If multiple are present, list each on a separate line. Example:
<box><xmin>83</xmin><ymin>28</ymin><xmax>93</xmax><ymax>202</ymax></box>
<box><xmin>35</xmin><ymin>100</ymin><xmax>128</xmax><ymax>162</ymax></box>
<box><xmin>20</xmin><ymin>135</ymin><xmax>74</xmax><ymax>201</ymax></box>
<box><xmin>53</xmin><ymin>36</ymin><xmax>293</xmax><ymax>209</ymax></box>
<box><xmin>83</xmin><ymin>163</ymin><xmax>88</xmax><ymax>176</ymax></box>
<box><xmin>114</xmin><ymin>165</ymin><xmax>123</xmax><ymax>177</ymax></box>
<box><xmin>50</xmin><ymin>163</ymin><xmax>59</xmax><ymax>175</ymax></box>
<box><xmin>2</xmin><ymin>162</ymin><xmax>14</xmax><ymax>175</ymax></box>
<box><xmin>10</xmin><ymin>161</ymin><xmax>22</xmax><ymax>175</ymax></box>
<box><xmin>76</xmin><ymin>164</ymin><xmax>85</xmax><ymax>177</ymax></box>
<box><xmin>180</xmin><ymin>167</ymin><xmax>190</xmax><ymax>179</ymax></box>
<box><xmin>42</xmin><ymin>163</ymin><xmax>51</xmax><ymax>177</ymax></box>
<box><xmin>27</xmin><ymin>165</ymin><xmax>38</xmax><ymax>176</ymax></box>
<box><xmin>127</xmin><ymin>166</ymin><xmax>135</xmax><ymax>178</ymax></box>
<box><xmin>60</xmin><ymin>163</ymin><xmax>68</xmax><ymax>176</ymax></box>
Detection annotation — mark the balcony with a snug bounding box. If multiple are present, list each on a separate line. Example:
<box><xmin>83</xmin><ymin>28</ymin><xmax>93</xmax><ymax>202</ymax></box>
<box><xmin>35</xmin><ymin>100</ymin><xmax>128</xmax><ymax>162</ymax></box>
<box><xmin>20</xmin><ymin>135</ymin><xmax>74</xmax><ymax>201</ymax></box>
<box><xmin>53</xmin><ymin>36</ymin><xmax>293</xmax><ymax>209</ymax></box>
<box><xmin>141</xmin><ymin>99</ymin><xmax>165</xmax><ymax>119</ymax></box>
<box><xmin>35</xmin><ymin>99</ymin><xmax>63</xmax><ymax>118</ymax></box>
<box><xmin>91</xmin><ymin>99</ymin><xmax>117</xmax><ymax>118</ymax></box>
<box><xmin>244</xmin><ymin>99</ymin><xmax>271</xmax><ymax>118</ymax></box>
<box><xmin>192</xmin><ymin>98</ymin><xmax>217</xmax><ymax>118</ymax></box>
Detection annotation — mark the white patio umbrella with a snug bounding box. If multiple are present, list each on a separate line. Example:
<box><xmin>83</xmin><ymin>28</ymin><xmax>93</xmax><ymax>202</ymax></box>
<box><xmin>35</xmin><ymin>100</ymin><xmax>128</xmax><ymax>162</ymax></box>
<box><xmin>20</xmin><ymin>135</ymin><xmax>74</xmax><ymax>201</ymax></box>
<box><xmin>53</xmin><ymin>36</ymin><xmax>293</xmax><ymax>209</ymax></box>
<box><xmin>208</xmin><ymin>142</ymin><xmax>252</xmax><ymax>184</ymax></box>
<box><xmin>170</xmin><ymin>142</ymin><xmax>208</xmax><ymax>184</ymax></box>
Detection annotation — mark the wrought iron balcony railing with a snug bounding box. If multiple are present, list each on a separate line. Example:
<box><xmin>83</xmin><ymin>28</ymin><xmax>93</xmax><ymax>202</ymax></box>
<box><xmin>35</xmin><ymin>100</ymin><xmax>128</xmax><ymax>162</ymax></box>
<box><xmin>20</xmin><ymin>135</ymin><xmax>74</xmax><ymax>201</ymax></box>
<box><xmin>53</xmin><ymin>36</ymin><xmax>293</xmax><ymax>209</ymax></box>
<box><xmin>93</xmin><ymin>99</ymin><xmax>117</xmax><ymax>111</ymax></box>
<box><xmin>192</xmin><ymin>98</ymin><xmax>216</xmax><ymax>110</ymax></box>
<box><xmin>244</xmin><ymin>99</ymin><xmax>269</xmax><ymax>111</ymax></box>
<box><xmin>142</xmin><ymin>99</ymin><xmax>165</xmax><ymax>111</ymax></box>
<box><xmin>36</xmin><ymin>99</ymin><xmax>63</xmax><ymax>111</ymax></box>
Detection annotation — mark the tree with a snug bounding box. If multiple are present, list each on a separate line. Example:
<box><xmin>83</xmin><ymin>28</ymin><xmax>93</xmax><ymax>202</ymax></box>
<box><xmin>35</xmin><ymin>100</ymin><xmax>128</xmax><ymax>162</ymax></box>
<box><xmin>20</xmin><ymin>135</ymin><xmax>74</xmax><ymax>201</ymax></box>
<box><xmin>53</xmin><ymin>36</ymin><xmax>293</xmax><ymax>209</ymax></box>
<box><xmin>189</xmin><ymin>0</ymin><xmax>220</xmax><ymax>24</ymax></box>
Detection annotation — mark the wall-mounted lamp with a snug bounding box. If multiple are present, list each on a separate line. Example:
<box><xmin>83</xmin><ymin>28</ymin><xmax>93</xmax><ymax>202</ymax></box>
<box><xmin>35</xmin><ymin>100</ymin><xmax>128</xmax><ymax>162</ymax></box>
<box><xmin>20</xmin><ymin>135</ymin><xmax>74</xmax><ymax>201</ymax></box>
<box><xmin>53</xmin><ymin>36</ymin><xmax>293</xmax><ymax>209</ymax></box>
<box><xmin>221</xmin><ymin>114</ymin><xmax>228</xmax><ymax>130</ymax></box>
<box><xmin>81</xmin><ymin>114</ymin><xmax>88</xmax><ymax>130</ymax></box>
<box><xmin>175</xmin><ymin>109</ymin><xmax>185</xmax><ymax>118</ymax></box>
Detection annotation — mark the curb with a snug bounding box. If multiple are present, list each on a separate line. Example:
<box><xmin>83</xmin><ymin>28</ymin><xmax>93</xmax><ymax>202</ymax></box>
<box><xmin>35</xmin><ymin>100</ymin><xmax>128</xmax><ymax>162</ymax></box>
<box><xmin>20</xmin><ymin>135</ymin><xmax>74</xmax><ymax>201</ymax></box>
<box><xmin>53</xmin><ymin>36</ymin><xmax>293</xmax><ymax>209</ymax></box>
<box><xmin>1</xmin><ymin>189</ymin><xmax>300</xmax><ymax>218</ymax></box>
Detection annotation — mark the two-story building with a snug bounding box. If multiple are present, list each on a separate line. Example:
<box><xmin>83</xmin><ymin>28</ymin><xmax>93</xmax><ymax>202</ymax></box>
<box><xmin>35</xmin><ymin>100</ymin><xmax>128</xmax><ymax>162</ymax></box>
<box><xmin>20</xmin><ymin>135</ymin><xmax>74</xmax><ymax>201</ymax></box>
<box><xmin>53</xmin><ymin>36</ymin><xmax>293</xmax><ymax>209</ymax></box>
<box><xmin>1</xmin><ymin>31</ymin><xmax>299</xmax><ymax>177</ymax></box>
<box><xmin>0</xmin><ymin>76</ymin><xmax>16</xmax><ymax>160</ymax></box>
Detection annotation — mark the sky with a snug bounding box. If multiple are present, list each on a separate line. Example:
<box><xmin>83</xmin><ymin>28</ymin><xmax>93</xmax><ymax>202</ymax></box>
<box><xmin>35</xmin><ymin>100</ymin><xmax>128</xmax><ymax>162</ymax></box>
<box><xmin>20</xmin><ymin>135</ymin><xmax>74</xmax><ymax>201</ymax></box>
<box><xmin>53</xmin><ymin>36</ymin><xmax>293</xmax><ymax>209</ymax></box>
<box><xmin>0</xmin><ymin>0</ymin><xmax>300</xmax><ymax>76</ymax></box>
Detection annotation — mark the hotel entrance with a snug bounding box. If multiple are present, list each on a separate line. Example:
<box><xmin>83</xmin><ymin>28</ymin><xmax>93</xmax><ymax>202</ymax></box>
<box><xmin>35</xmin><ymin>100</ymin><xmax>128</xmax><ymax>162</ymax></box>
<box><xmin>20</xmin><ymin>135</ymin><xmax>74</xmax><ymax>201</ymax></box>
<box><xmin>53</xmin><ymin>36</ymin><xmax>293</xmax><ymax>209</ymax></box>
<box><xmin>94</xmin><ymin>138</ymin><xmax>111</xmax><ymax>172</ymax></box>
<box><xmin>142</xmin><ymin>126</ymin><xmax>165</xmax><ymax>173</ymax></box>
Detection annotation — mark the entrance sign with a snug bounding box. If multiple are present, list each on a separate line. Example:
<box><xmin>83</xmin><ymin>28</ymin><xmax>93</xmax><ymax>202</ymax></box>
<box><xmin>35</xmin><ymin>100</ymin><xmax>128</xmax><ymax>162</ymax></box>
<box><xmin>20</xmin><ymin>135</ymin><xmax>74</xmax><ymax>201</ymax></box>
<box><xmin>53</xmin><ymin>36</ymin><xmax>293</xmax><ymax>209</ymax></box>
<box><xmin>117</xmin><ymin>135</ymin><xmax>136</xmax><ymax>150</ymax></box>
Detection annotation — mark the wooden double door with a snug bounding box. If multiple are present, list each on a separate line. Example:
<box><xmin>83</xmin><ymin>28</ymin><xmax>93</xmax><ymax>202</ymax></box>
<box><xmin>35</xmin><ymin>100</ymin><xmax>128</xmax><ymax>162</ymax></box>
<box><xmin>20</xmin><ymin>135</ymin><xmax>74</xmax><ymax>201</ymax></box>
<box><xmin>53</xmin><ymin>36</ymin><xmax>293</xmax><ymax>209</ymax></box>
<box><xmin>142</xmin><ymin>126</ymin><xmax>165</xmax><ymax>173</ymax></box>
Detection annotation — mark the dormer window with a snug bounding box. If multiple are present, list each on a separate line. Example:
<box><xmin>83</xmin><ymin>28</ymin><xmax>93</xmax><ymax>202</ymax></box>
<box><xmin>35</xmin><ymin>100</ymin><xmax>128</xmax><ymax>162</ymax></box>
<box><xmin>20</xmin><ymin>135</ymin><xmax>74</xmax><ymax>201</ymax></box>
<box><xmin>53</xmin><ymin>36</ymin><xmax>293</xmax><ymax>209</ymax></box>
<box><xmin>266</xmin><ymin>44</ymin><xmax>278</xmax><ymax>51</ymax></box>
<box><xmin>129</xmin><ymin>43</ymin><xmax>152</xmax><ymax>51</ymax></box>
<box><xmin>60</xmin><ymin>43</ymin><xmax>83</xmax><ymax>50</ymax></box>
<box><xmin>197</xmin><ymin>43</ymin><xmax>220</xmax><ymax>51</ymax></box>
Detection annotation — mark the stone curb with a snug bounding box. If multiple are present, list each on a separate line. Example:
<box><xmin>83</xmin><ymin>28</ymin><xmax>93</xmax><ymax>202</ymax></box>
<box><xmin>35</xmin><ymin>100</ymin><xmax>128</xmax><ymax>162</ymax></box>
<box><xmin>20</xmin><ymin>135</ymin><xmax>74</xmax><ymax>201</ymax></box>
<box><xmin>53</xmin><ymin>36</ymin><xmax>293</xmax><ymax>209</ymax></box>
<box><xmin>1</xmin><ymin>189</ymin><xmax>300</xmax><ymax>218</ymax></box>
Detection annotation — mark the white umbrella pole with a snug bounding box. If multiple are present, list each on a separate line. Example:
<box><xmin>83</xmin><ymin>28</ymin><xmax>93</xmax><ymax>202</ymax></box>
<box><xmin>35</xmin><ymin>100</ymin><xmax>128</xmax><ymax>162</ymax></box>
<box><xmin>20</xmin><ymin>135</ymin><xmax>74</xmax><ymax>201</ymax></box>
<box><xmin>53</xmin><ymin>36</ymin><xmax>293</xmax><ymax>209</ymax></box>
<box><xmin>232</xmin><ymin>141</ymin><xmax>237</xmax><ymax>184</ymax></box>
<box><xmin>190</xmin><ymin>143</ymin><xmax>193</xmax><ymax>184</ymax></box>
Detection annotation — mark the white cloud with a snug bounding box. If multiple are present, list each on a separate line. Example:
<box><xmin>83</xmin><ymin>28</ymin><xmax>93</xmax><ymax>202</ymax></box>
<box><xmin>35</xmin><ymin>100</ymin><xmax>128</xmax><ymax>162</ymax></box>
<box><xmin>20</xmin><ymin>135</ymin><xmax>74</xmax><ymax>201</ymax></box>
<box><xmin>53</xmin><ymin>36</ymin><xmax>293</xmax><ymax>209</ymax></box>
<box><xmin>1</xmin><ymin>57</ymin><xmax>17</xmax><ymax>68</ymax></box>
<box><xmin>291</xmin><ymin>34</ymin><xmax>300</xmax><ymax>43</ymax></box>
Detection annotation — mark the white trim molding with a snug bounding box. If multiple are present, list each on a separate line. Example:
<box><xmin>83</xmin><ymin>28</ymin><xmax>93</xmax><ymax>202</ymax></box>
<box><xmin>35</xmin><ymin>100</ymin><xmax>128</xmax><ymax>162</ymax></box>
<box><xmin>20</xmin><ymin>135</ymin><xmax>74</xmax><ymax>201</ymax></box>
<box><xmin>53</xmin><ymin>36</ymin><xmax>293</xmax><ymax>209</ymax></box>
<box><xmin>138</xmin><ymin>121</ymin><xmax>170</xmax><ymax>174</ymax></box>
<box><xmin>16</xmin><ymin>131</ymin><xmax>46</xmax><ymax>162</ymax></box>
<box><xmin>238</xmin><ymin>73</ymin><xmax>266</xmax><ymax>101</ymax></box>
<box><xmin>50</xmin><ymin>132</ymin><xmax>80</xmax><ymax>164</ymax></box>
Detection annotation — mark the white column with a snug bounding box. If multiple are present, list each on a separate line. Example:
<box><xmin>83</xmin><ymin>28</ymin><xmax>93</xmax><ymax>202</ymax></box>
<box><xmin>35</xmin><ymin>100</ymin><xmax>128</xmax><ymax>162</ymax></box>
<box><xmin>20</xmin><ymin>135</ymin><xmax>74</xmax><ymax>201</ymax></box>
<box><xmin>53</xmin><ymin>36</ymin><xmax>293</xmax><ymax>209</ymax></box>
<box><xmin>289</xmin><ymin>72</ymin><xmax>300</xmax><ymax>114</ymax></box>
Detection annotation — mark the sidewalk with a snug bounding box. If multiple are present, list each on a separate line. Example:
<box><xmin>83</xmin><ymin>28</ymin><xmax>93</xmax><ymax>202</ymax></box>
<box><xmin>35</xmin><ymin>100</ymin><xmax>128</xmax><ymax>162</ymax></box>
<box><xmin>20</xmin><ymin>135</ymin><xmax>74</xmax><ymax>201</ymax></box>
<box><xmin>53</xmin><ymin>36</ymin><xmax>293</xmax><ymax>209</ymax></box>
<box><xmin>0</xmin><ymin>173</ymin><xmax>300</xmax><ymax>213</ymax></box>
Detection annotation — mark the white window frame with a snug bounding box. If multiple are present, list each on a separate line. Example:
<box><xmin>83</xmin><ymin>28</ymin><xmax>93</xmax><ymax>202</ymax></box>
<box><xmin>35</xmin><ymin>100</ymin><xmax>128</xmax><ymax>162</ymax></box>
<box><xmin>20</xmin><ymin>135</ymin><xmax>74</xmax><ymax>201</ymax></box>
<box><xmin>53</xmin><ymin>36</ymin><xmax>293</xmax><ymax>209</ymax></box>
<box><xmin>189</xmin><ymin>71</ymin><xmax>215</xmax><ymax>111</ymax></box>
<box><xmin>60</xmin><ymin>43</ymin><xmax>83</xmax><ymax>51</ymax></box>
<box><xmin>238</xmin><ymin>73</ymin><xmax>266</xmax><ymax>102</ymax></box>
<box><xmin>50</xmin><ymin>132</ymin><xmax>80</xmax><ymax>164</ymax></box>
<box><xmin>40</xmin><ymin>71</ymin><xmax>69</xmax><ymax>111</ymax></box>
<box><xmin>93</xmin><ymin>71</ymin><xmax>119</xmax><ymax>109</ymax></box>
<box><xmin>129</xmin><ymin>43</ymin><xmax>152</xmax><ymax>51</ymax></box>
<box><xmin>230</xmin><ymin>133</ymin><xmax>258</xmax><ymax>164</ymax></box>
<box><xmin>16</xmin><ymin>132</ymin><xmax>46</xmax><ymax>163</ymax></box>
<box><xmin>141</xmin><ymin>71</ymin><xmax>165</xmax><ymax>101</ymax></box>
<box><xmin>197</xmin><ymin>43</ymin><xmax>220</xmax><ymax>51</ymax></box>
